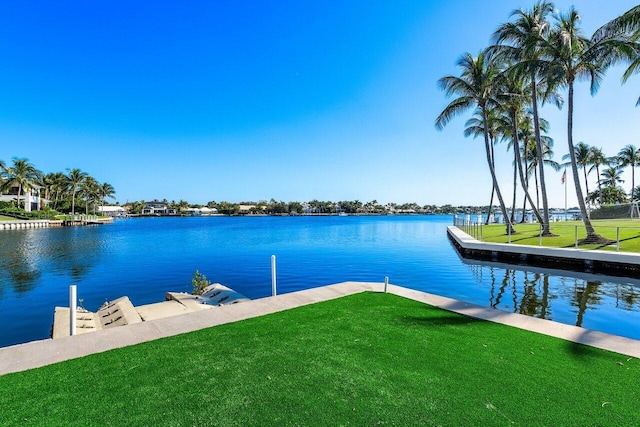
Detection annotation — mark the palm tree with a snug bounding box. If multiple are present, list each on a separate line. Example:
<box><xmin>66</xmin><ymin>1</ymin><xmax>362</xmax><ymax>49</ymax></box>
<box><xmin>524</xmin><ymin>133</ymin><xmax>558</xmax><ymax>209</ymax></box>
<box><xmin>498</xmin><ymin>71</ymin><xmax>544</xmax><ymax>225</ymax></box>
<box><xmin>436</xmin><ymin>50</ymin><xmax>515</xmax><ymax>234</ymax></box>
<box><xmin>79</xmin><ymin>176</ymin><xmax>99</xmax><ymax>215</ymax></box>
<box><xmin>587</xmin><ymin>147</ymin><xmax>609</xmax><ymax>206</ymax></box>
<box><xmin>463</xmin><ymin>108</ymin><xmax>505</xmax><ymax>224</ymax></box>
<box><xmin>599</xmin><ymin>166</ymin><xmax>624</xmax><ymax>188</ymax></box>
<box><xmin>50</xmin><ymin>172</ymin><xmax>69</xmax><ymax>211</ymax></box>
<box><xmin>98</xmin><ymin>182</ymin><xmax>116</xmax><ymax>208</ymax></box>
<box><xmin>66</xmin><ymin>168</ymin><xmax>88</xmax><ymax>215</ymax></box>
<box><xmin>562</xmin><ymin>141</ymin><xmax>592</xmax><ymax>204</ymax></box>
<box><xmin>545</xmin><ymin>7</ymin><xmax>610</xmax><ymax>243</ymax></box>
<box><xmin>0</xmin><ymin>158</ymin><xmax>42</xmax><ymax>211</ymax></box>
<box><xmin>592</xmin><ymin>5</ymin><xmax>640</xmax><ymax>105</ymax></box>
<box><xmin>617</xmin><ymin>144</ymin><xmax>640</xmax><ymax>196</ymax></box>
<box><xmin>492</xmin><ymin>0</ymin><xmax>555</xmax><ymax>235</ymax></box>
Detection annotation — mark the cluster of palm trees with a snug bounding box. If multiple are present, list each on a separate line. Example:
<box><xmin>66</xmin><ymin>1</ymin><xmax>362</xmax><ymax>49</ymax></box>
<box><xmin>0</xmin><ymin>157</ymin><xmax>116</xmax><ymax>215</ymax></box>
<box><xmin>563</xmin><ymin>142</ymin><xmax>640</xmax><ymax>207</ymax></box>
<box><xmin>436</xmin><ymin>2</ymin><xmax>640</xmax><ymax>244</ymax></box>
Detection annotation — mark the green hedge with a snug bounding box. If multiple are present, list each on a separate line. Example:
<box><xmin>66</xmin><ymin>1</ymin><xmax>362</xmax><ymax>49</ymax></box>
<box><xmin>590</xmin><ymin>203</ymin><xmax>635</xmax><ymax>219</ymax></box>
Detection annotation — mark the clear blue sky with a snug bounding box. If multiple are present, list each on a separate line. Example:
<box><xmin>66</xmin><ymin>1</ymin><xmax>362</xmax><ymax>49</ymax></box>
<box><xmin>1</xmin><ymin>1</ymin><xmax>638</xmax><ymax>207</ymax></box>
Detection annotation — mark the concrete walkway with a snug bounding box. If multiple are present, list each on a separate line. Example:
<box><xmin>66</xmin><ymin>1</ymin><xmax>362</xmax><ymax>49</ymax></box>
<box><xmin>1</xmin><ymin>281</ymin><xmax>639</xmax><ymax>376</ymax></box>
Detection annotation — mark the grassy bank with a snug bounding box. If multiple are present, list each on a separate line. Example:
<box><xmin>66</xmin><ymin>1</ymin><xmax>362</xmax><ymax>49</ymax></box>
<box><xmin>465</xmin><ymin>219</ymin><xmax>640</xmax><ymax>252</ymax></box>
<box><xmin>1</xmin><ymin>292</ymin><xmax>638</xmax><ymax>425</ymax></box>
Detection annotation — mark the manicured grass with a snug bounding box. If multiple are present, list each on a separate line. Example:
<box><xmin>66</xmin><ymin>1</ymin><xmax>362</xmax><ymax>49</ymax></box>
<box><xmin>0</xmin><ymin>215</ymin><xmax>15</xmax><ymax>221</ymax></box>
<box><xmin>1</xmin><ymin>292</ymin><xmax>638</xmax><ymax>425</ymax></box>
<box><xmin>463</xmin><ymin>219</ymin><xmax>640</xmax><ymax>252</ymax></box>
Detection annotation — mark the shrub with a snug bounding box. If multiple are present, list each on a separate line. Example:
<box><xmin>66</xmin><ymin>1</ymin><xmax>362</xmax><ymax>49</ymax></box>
<box><xmin>191</xmin><ymin>270</ymin><xmax>211</xmax><ymax>295</ymax></box>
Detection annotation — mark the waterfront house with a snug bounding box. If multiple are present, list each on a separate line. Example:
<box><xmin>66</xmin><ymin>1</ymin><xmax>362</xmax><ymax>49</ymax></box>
<box><xmin>141</xmin><ymin>200</ymin><xmax>177</xmax><ymax>216</ymax></box>
<box><xmin>98</xmin><ymin>206</ymin><xmax>128</xmax><ymax>218</ymax></box>
<box><xmin>0</xmin><ymin>184</ymin><xmax>48</xmax><ymax>212</ymax></box>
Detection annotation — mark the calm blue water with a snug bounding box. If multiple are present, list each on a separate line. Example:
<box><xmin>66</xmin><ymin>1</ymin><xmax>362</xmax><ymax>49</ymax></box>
<box><xmin>1</xmin><ymin>215</ymin><xmax>639</xmax><ymax>348</ymax></box>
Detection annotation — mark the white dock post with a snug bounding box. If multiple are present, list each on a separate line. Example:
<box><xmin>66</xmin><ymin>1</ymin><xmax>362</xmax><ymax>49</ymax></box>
<box><xmin>384</xmin><ymin>276</ymin><xmax>389</xmax><ymax>293</ymax></box>
<box><xmin>271</xmin><ymin>255</ymin><xmax>277</xmax><ymax>296</ymax></box>
<box><xmin>69</xmin><ymin>285</ymin><xmax>77</xmax><ymax>336</ymax></box>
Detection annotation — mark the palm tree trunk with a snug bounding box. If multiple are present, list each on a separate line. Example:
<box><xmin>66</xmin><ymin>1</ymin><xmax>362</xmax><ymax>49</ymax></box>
<box><xmin>485</xmin><ymin>187</ymin><xmax>495</xmax><ymax>225</ymax></box>
<box><xmin>511</xmin><ymin>110</ymin><xmax>543</xmax><ymax>224</ymax></box>
<box><xmin>567</xmin><ymin>82</ymin><xmax>600</xmax><ymax>241</ymax></box>
<box><xmin>511</xmin><ymin>149</ymin><xmax>517</xmax><ymax>223</ymax></box>
<box><xmin>482</xmin><ymin>108</ymin><xmax>514</xmax><ymax>234</ymax></box>
<box><xmin>485</xmin><ymin>140</ymin><xmax>496</xmax><ymax>226</ymax></box>
<box><xmin>596</xmin><ymin>164</ymin><xmax>603</xmax><ymax>206</ymax></box>
<box><xmin>535</xmin><ymin>169</ymin><xmax>540</xmax><ymax>209</ymax></box>
<box><xmin>17</xmin><ymin>184</ymin><xmax>22</xmax><ymax>210</ymax></box>
<box><xmin>531</xmin><ymin>77</ymin><xmax>552</xmax><ymax>235</ymax></box>
<box><xmin>581</xmin><ymin>166</ymin><xmax>590</xmax><ymax>213</ymax></box>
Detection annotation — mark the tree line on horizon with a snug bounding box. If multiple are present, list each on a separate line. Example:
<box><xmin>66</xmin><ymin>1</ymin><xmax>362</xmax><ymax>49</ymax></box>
<box><xmin>436</xmin><ymin>2</ymin><xmax>640</xmax><ymax>244</ymax></box>
<box><xmin>0</xmin><ymin>157</ymin><xmax>115</xmax><ymax>215</ymax></box>
<box><xmin>122</xmin><ymin>198</ymin><xmax>465</xmax><ymax>215</ymax></box>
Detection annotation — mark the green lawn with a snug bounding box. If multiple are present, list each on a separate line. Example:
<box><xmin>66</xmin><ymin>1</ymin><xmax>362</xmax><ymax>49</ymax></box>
<box><xmin>0</xmin><ymin>215</ymin><xmax>15</xmax><ymax>221</ymax></box>
<box><xmin>461</xmin><ymin>219</ymin><xmax>640</xmax><ymax>252</ymax></box>
<box><xmin>1</xmin><ymin>292</ymin><xmax>638</xmax><ymax>426</ymax></box>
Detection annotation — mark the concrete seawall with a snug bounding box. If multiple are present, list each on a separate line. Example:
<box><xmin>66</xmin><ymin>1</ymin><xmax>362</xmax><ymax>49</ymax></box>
<box><xmin>0</xmin><ymin>220</ymin><xmax>54</xmax><ymax>230</ymax></box>
<box><xmin>447</xmin><ymin>226</ymin><xmax>640</xmax><ymax>276</ymax></box>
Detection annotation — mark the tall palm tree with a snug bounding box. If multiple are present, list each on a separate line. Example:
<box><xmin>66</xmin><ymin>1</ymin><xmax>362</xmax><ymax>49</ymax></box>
<box><xmin>66</xmin><ymin>168</ymin><xmax>88</xmax><ymax>215</ymax></box>
<box><xmin>562</xmin><ymin>141</ymin><xmax>592</xmax><ymax>204</ymax></box>
<box><xmin>99</xmin><ymin>182</ymin><xmax>116</xmax><ymax>208</ymax></box>
<box><xmin>587</xmin><ymin>147</ymin><xmax>609</xmax><ymax>206</ymax></box>
<box><xmin>464</xmin><ymin>108</ymin><xmax>504</xmax><ymax>224</ymax></box>
<box><xmin>0</xmin><ymin>158</ymin><xmax>42</xmax><ymax>210</ymax></box>
<box><xmin>545</xmin><ymin>7</ymin><xmax>610</xmax><ymax>243</ymax></box>
<box><xmin>498</xmin><ymin>71</ymin><xmax>544</xmax><ymax>225</ymax></box>
<box><xmin>50</xmin><ymin>172</ymin><xmax>69</xmax><ymax>211</ymax></box>
<box><xmin>617</xmin><ymin>144</ymin><xmax>640</xmax><ymax>196</ymax></box>
<box><xmin>592</xmin><ymin>5</ymin><xmax>640</xmax><ymax>105</ymax></box>
<box><xmin>492</xmin><ymin>0</ymin><xmax>555</xmax><ymax>235</ymax></box>
<box><xmin>436</xmin><ymin>50</ymin><xmax>515</xmax><ymax>234</ymax></box>
<box><xmin>79</xmin><ymin>176</ymin><xmax>99</xmax><ymax>215</ymax></box>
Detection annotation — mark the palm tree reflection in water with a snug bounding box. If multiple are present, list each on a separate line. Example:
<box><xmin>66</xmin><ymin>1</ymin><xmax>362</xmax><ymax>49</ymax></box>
<box><xmin>474</xmin><ymin>263</ymin><xmax>640</xmax><ymax>330</ymax></box>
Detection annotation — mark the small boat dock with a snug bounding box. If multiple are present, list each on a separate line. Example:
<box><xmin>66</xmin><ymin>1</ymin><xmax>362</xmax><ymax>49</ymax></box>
<box><xmin>52</xmin><ymin>283</ymin><xmax>249</xmax><ymax>339</ymax></box>
<box><xmin>61</xmin><ymin>215</ymin><xmax>113</xmax><ymax>226</ymax></box>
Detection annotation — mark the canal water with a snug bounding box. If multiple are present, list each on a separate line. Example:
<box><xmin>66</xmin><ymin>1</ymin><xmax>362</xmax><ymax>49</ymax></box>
<box><xmin>0</xmin><ymin>215</ymin><xmax>638</xmax><ymax>348</ymax></box>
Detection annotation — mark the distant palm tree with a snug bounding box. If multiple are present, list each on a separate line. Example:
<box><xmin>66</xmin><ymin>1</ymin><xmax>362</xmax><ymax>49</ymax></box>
<box><xmin>99</xmin><ymin>182</ymin><xmax>116</xmax><ymax>208</ymax></box>
<box><xmin>79</xmin><ymin>176</ymin><xmax>99</xmax><ymax>214</ymax></box>
<box><xmin>617</xmin><ymin>145</ymin><xmax>640</xmax><ymax>196</ymax></box>
<box><xmin>436</xmin><ymin>50</ymin><xmax>515</xmax><ymax>233</ymax></box>
<box><xmin>66</xmin><ymin>168</ymin><xmax>88</xmax><ymax>215</ymax></box>
<box><xmin>464</xmin><ymin>108</ymin><xmax>505</xmax><ymax>224</ymax></box>
<box><xmin>0</xmin><ymin>158</ymin><xmax>42</xmax><ymax>210</ymax></box>
<box><xmin>498</xmin><ymin>70</ymin><xmax>545</xmax><ymax>225</ymax></box>
<box><xmin>562</xmin><ymin>141</ymin><xmax>592</xmax><ymax>204</ymax></box>
<box><xmin>599</xmin><ymin>166</ymin><xmax>625</xmax><ymax>188</ymax></box>
<box><xmin>524</xmin><ymin>134</ymin><xmax>558</xmax><ymax>209</ymax></box>
<box><xmin>50</xmin><ymin>172</ymin><xmax>69</xmax><ymax>211</ymax></box>
<box><xmin>587</xmin><ymin>147</ymin><xmax>609</xmax><ymax>206</ymax></box>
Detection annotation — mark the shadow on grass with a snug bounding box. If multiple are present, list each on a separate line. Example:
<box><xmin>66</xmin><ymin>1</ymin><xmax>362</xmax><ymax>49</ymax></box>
<box><xmin>398</xmin><ymin>313</ymin><xmax>484</xmax><ymax>328</ymax></box>
<box><xmin>592</xmin><ymin>234</ymin><xmax>640</xmax><ymax>250</ymax></box>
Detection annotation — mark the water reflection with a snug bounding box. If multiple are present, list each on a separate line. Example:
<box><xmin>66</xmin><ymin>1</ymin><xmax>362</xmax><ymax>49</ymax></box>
<box><xmin>0</xmin><ymin>227</ymin><xmax>103</xmax><ymax>294</ymax></box>
<box><xmin>462</xmin><ymin>257</ymin><xmax>640</xmax><ymax>330</ymax></box>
